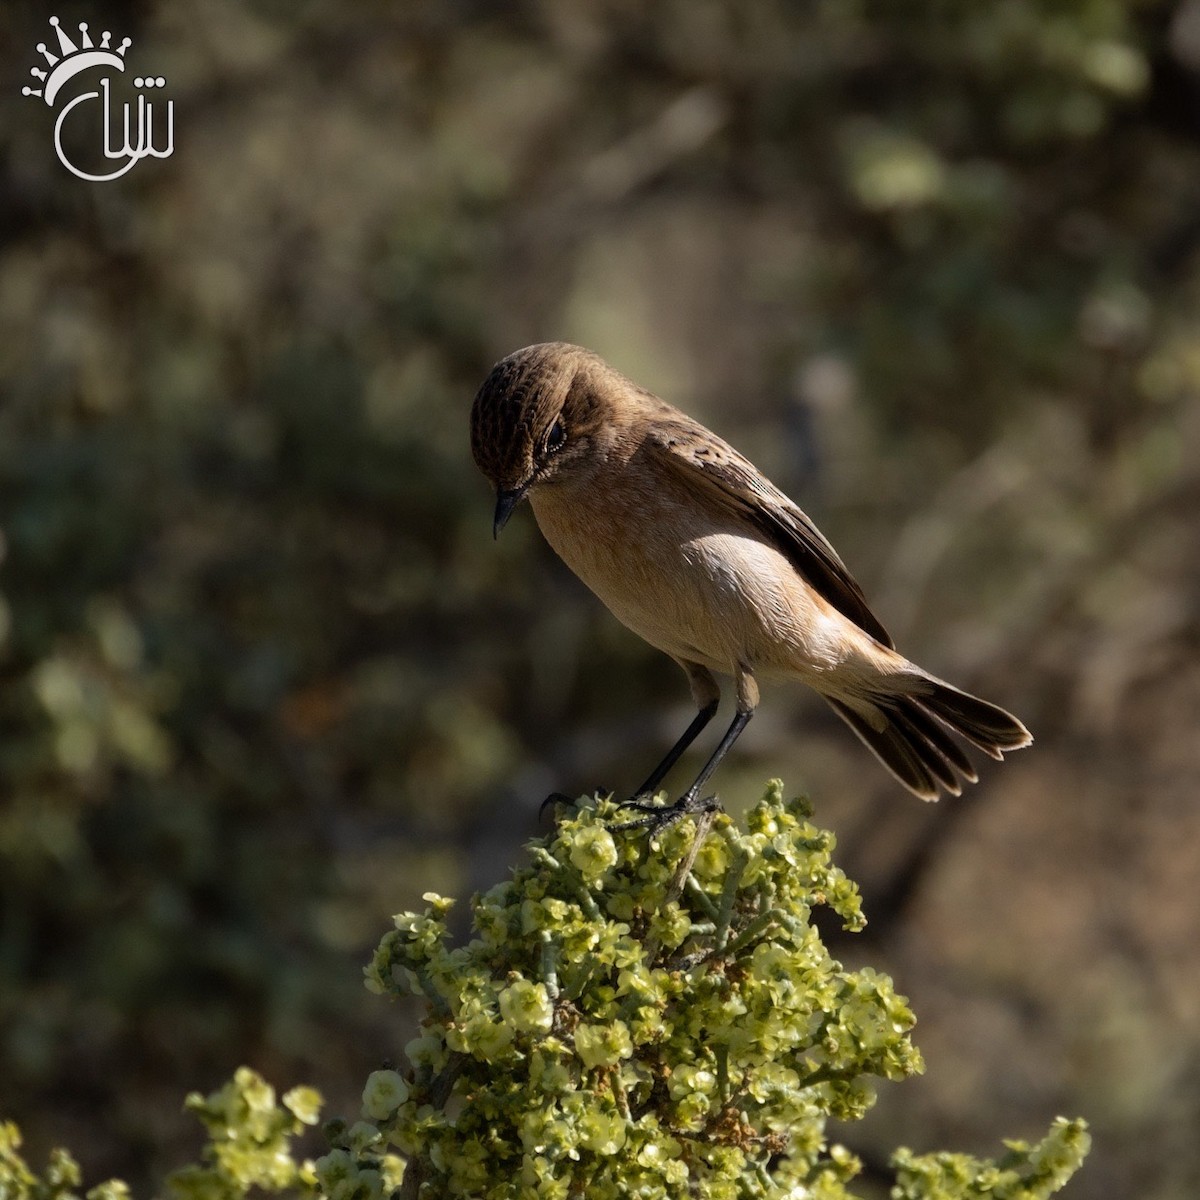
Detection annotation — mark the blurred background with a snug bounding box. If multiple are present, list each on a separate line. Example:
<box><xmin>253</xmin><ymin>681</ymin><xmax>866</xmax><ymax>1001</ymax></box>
<box><xmin>1</xmin><ymin>0</ymin><xmax>1198</xmax><ymax>1195</ymax></box>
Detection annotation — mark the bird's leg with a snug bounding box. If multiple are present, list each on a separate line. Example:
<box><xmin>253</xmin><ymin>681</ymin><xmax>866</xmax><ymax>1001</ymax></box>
<box><xmin>611</xmin><ymin>710</ymin><xmax>746</xmax><ymax>832</ymax></box>
<box><xmin>618</xmin><ymin>662</ymin><xmax>720</xmax><ymax>811</ymax></box>
<box><xmin>628</xmin><ymin>699</ymin><xmax>719</xmax><ymax>800</ymax></box>
<box><xmin>680</xmin><ymin>706</ymin><xmax>753</xmax><ymax>805</ymax></box>
<box><xmin>613</xmin><ymin>667</ymin><xmax>757</xmax><ymax>834</ymax></box>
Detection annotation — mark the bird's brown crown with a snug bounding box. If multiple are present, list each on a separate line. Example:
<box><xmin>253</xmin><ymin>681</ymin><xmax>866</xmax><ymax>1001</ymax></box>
<box><xmin>470</xmin><ymin>342</ymin><xmax>613</xmax><ymax>493</ymax></box>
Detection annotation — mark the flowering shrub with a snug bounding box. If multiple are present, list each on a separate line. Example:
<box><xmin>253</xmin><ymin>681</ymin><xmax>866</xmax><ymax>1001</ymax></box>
<box><xmin>0</xmin><ymin>782</ymin><xmax>1089</xmax><ymax>1199</ymax></box>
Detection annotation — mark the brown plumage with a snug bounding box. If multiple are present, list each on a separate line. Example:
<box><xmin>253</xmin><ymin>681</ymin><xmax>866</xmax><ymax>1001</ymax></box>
<box><xmin>470</xmin><ymin>341</ymin><xmax>1031</xmax><ymax>816</ymax></box>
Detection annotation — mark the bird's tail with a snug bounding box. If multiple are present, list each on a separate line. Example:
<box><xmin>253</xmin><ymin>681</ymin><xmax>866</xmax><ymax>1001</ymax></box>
<box><xmin>825</xmin><ymin>674</ymin><xmax>1032</xmax><ymax>802</ymax></box>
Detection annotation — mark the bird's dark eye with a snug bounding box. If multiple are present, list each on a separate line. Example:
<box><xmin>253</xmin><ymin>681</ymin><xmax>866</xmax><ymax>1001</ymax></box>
<box><xmin>545</xmin><ymin>418</ymin><xmax>566</xmax><ymax>454</ymax></box>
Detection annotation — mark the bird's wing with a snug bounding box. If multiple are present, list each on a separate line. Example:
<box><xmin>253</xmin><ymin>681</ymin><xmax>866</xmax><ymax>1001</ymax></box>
<box><xmin>644</xmin><ymin>417</ymin><xmax>894</xmax><ymax>648</ymax></box>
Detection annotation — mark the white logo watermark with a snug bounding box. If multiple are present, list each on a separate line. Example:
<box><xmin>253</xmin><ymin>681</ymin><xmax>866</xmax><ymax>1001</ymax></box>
<box><xmin>21</xmin><ymin>15</ymin><xmax>174</xmax><ymax>181</ymax></box>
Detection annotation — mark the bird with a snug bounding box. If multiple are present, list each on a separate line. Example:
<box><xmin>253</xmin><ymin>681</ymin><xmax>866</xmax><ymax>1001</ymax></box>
<box><xmin>470</xmin><ymin>341</ymin><xmax>1031</xmax><ymax>824</ymax></box>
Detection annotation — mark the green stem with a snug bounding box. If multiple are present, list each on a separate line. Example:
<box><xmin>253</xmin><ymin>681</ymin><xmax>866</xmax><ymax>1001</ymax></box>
<box><xmin>714</xmin><ymin>846</ymin><xmax>750</xmax><ymax>953</ymax></box>
<box><xmin>411</xmin><ymin>963</ymin><xmax>450</xmax><ymax>1017</ymax></box>
<box><xmin>684</xmin><ymin>872</ymin><xmax>720</xmax><ymax>921</ymax></box>
<box><xmin>797</xmin><ymin>1064</ymin><xmax>856</xmax><ymax>1089</ymax></box>
<box><xmin>539</xmin><ymin>931</ymin><xmax>560</xmax><ymax>999</ymax></box>
<box><xmin>712</xmin><ymin>906</ymin><xmax>783</xmax><ymax>962</ymax></box>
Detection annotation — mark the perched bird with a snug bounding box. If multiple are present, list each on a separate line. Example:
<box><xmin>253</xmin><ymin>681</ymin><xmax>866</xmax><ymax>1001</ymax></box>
<box><xmin>470</xmin><ymin>342</ymin><xmax>1031</xmax><ymax>822</ymax></box>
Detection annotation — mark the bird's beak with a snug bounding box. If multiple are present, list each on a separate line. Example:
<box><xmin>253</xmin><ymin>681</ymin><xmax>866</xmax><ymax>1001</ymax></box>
<box><xmin>493</xmin><ymin>487</ymin><xmax>527</xmax><ymax>539</ymax></box>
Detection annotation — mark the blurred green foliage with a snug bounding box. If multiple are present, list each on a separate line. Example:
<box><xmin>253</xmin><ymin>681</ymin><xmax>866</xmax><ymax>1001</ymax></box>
<box><xmin>2</xmin><ymin>0</ymin><xmax>1199</xmax><ymax>1196</ymax></box>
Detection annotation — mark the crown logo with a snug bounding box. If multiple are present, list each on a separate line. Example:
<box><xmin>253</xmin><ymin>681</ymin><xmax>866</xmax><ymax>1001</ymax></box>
<box><xmin>22</xmin><ymin>15</ymin><xmax>131</xmax><ymax>106</ymax></box>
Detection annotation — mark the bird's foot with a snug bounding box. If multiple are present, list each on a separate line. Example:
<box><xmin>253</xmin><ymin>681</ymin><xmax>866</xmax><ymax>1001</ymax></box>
<box><xmin>610</xmin><ymin>790</ymin><xmax>722</xmax><ymax>834</ymax></box>
<box><xmin>539</xmin><ymin>787</ymin><xmax>613</xmax><ymax>825</ymax></box>
<box><xmin>538</xmin><ymin>792</ymin><xmax>578</xmax><ymax>824</ymax></box>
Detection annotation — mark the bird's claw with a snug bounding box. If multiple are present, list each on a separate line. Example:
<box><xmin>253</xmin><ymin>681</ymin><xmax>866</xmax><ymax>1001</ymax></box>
<box><xmin>609</xmin><ymin>791</ymin><xmax>722</xmax><ymax>834</ymax></box>
<box><xmin>538</xmin><ymin>792</ymin><xmax>578</xmax><ymax>823</ymax></box>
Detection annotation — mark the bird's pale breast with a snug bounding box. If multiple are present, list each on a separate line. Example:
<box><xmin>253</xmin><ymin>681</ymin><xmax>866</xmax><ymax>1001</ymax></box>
<box><xmin>529</xmin><ymin>474</ymin><xmax>851</xmax><ymax>682</ymax></box>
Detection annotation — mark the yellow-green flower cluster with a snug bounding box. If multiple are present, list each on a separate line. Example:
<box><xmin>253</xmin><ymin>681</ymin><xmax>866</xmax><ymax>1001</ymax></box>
<box><xmin>362</xmin><ymin>782</ymin><xmax>923</xmax><ymax>1197</ymax></box>
<box><xmin>165</xmin><ymin>1067</ymin><xmax>323</xmax><ymax>1200</ymax></box>
<box><xmin>0</xmin><ymin>1123</ymin><xmax>129</xmax><ymax>1200</ymax></box>
<box><xmin>891</xmin><ymin>1116</ymin><xmax>1092</xmax><ymax>1199</ymax></box>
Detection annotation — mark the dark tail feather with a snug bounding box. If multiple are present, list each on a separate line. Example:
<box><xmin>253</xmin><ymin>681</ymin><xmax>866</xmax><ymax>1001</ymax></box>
<box><xmin>826</xmin><ymin>678</ymin><xmax>1030</xmax><ymax>802</ymax></box>
<box><xmin>914</xmin><ymin>678</ymin><xmax>1032</xmax><ymax>761</ymax></box>
<box><xmin>827</xmin><ymin>696</ymin><xmax>941</xmax><ymax>801</ymax></box>
<box><xmin>892</xmin><ymin>700</ymin><xmax>978</xmax><ymax>788</ymax></box>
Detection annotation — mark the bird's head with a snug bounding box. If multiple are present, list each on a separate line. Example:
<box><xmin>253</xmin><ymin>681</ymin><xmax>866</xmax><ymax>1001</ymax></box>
<box><xmin>470</xmin><ymin>341</ymin><xmax>615</xmax><ymax>537</ymax></box>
